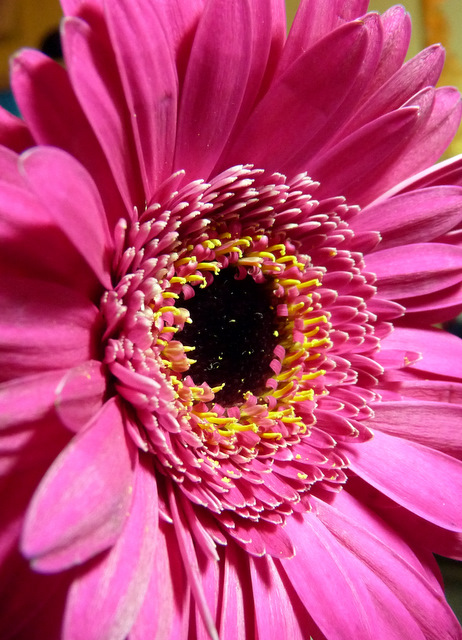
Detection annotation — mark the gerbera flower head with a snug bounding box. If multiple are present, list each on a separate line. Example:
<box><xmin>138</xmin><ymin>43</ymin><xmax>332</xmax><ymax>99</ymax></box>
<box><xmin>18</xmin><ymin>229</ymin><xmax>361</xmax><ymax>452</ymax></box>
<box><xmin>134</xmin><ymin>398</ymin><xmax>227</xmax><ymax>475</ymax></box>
<box><xmin>2</xmin><ymin>0</ymin><xmax>462</xmax><ymax>638</ymax></box>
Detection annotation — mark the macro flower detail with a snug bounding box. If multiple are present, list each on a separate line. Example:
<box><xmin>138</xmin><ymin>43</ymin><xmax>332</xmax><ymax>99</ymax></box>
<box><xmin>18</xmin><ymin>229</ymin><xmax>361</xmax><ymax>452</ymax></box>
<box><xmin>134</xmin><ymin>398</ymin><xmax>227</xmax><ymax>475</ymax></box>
<box><xmin>2</xmin><ymin>1</ymin><xmax>462</xmax><ymax>639</ymax></box>
<box><xmin>101</xmin><ymin>165</ymin><xmax>384</xmax><ymax>556</ymax></box>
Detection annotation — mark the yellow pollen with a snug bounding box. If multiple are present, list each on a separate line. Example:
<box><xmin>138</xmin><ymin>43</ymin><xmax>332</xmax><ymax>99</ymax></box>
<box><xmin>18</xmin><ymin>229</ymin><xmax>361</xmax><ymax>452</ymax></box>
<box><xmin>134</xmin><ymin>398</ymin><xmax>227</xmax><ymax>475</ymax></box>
<box><xmin>267</xmin><ymin>408</ymin><xmax>291</xmax><ymax>419</ymax></box>
<box><xmin>288</xmin><ymin>302</ymin><xmax>306</xmax><ymax>313</ymax></box>
<box><xmin>207</xmin><ymin>416</ymin><xmax>238</xmax><ymax>425</ymax></box>
<box><xmin>202</xmin><ymin>239</ymin><xmax>221</xmax><ymax>249</ymax></box>
<box><xmin>305</xmin><ymin>353</ymin><xmax>321</xmax><ymax>361</ymax></box>
<box><xmin>267</xmin><ymin>244</ymin><xmax>286</xmax><ymax>255</ymax></box>
<box><xmin>185</xmin><ymin>274</ymin><xmax>207</xmax><ymax>286</ymax></box>
<box><xmin>218</xmin><ymin>420</ymin><xmax>259</xmax><ymax>436</ymax></box>
<box><xmin>302</xmin><ymin>369</ymin><xmax>326</xmax><ymax>381</ymax></box>
<box><xmin>276</xmin><ymin>255</ymin><xmax>305</xmax><ymax>268</ymax></box>
<box><xmin>283</xmin><ymin>348</ymin><xmax>306</xmax><ymax>364</ymax></box>
<box><xmin>254</xmin><ymin>251</ymin><xmax>276</xmax><ymax>261</ymax></box>
<box><xmin>297</xmin><ymin>279</ymin><xmax>321</xmax><ymax>289</ymax></box>
<box><xmin>275</xmin><ymin>366</ymin><xmax>302</xmax><ymax>382</ymax></box>
<box><xmin>159</xmin><ymin>305</ymin><xmax>186</xmax><ymax>316</ymax></box>
<box><xmin>215</xmin><ymin>244</ymin><xmax>244</xmax><ymax>258</ymax></box>
<box><xmin>303</xmin><ymin>336</ymin><xmax>331</xmax><ymax>349</ymax></box>
<box><xmin>280</xmin><ymin>415</ymin><xmax>304</xmax><ymax>424</ymax></box>
<box><xmin>271</xmin><ymin>381</ymin><xmax>295</xmax><ymax>399</ymax></box>
<box><xmin>237</xmin><ymin>257</ymin><xmax>263</xmax><ymax>266</ymax></box>
<box><xmin>196</xmin><ymin>261</ymin><xmax>220</xmax><ymax>273</ymax></box>
<box><xmin>303</xmin><ymin>327</ymin><xmax>320</xmax><ymax>339</ymax></box>
<box><xmin>293</xmin><ymin>389</ymin><xmax>315</xmax><ymax>402</ymax></box>
<box><xmin>175</xmin><ymin>256</ymin><xmax>198</xmax><ymax>266</ymax></box>
<box><xmin>261</xmin><ymin>432</ymin><xmax>282</xmax><ymax>440</ymax></box>
<box><xmin>161</xmin><ymin>326</ymin><xmax>179</xmax><ymax>333</ymax></box>
<box><xmin>278</xmin><ymin>278</ymin><xmax>301</xmax><ymax>287</ymax></box>
<box><xmin>303</xmin><ymin>315</ymin><xmax>328</xmax><ymax>325</ymax></box>
<box><xmin>211</xmin><ymin>383</ymin><xmax>226</xmax><ymax>393</ymax></box>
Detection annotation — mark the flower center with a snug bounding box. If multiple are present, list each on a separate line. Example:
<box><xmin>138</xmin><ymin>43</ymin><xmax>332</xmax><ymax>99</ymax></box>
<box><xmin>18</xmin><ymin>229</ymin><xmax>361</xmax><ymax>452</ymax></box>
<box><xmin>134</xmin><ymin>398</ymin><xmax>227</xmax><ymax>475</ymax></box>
<box><xmin>179</xmin><ymin>268</ymin><xmax>279</xmax><ymax>406</ymax></box>
<box><xmin>102</xmin><ymin>165</ymin><xmax>382</xmax><ymax>556</ymax></box>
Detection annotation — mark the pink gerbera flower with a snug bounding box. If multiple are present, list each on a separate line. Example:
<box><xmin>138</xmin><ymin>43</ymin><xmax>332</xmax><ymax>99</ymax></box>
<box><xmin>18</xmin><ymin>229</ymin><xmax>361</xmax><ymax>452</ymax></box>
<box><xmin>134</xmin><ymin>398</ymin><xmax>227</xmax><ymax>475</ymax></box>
<box><xmin>2</xmin><ymin>0</ymin><xmax>462</xmax><ymax>637</ymax></box>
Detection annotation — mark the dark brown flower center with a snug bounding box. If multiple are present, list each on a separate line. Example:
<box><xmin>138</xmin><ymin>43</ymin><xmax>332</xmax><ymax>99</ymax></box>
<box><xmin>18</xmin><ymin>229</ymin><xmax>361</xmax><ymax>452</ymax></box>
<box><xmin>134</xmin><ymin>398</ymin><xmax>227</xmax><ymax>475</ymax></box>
<box><xmin>179</xmin><ymin>268</ymin><xmax>280</xmax><ymax>406</ymax></box>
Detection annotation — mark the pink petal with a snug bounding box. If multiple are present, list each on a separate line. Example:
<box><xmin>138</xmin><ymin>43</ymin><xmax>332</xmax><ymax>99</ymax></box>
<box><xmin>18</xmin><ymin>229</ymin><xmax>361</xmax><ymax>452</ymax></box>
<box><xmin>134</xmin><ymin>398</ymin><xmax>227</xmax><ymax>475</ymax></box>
<box><xmin>398</xmin><ymin>281</ymin><xmax>462</xmax><ymax>324</ymax></box>
<box><xmin>281</xmin><ymin>512</ymin><xmax>374</xmax><ymax>639</ymax></box>
<box><xmin>174</xmin><ymin>0</ymin><xmax>252</xmax><ymax>181</ymax></box>
<box><xmin>156</xmin><ymin>0</ymin><xmax>205</xmax><ymax>68</ymax></box>
<box><xmin>383</xmin><ymin>326</ymin><xmax>462</xmax><ymax>380</ymax></box>
<box><xmin>194</xmin><ymin>549</ymin><xmax>221</xmax><ymax>640</ymax></box>
<box><xmin>0</xmin><ymin>106</ymin><xmax>34</xmax><ymax>153</ymax></box>
<box><xmin>397</xmin><ymin>379</ymin><xmax>462</xmax><ymax>405</ymax></box>
<box><xmin>223</xmin><ymin>19</ymin><xmax>376</xmax><ymax>175</ymax></box>
<box><xmin>279</xmin><ymin>0</ymin><xmax>369</xmax><ymax>74</ymax></box>
<box><xmin>316</xmin><ymin>493</ymin><xmax>461</xmax><ymax>639</ymax></box>
<box><xmin>11</xmin><ymin>48</ymin><xmax>125</xmax><ymax>228</ymax></box>
<box><xmin>374</xmin><ymin>498</ymin><xmax>462</xmax><ymax>562</ymax></box>
<box><xmin>54</xmin><ymin>361</ymin><xmax>107</xmax><ymax>432</ymax></box>
<box><xmin>392</xmin><ymin>152</ymin><xmax>462</xmax><ymax>195</ymax></box>
<box><xmin>346</xmin><ymin>429</ymin><xmax>462</xmax><ymax>531</ymax></box>
<box><xmin>340</xmin><ymin>45</ymin><xmax>445</xmax><ymax>139</ymax></box>
<box><xmin>0</xmin><ymin>422</ymin><xmax>72</xmax><ymax>635</ymax></box>
<box><xmin>130</xmin><ymin>521</ymin><xmax>192</xmax><ymax>640</ymax></box>
<box><xmin>360</xmin><ymin>6</ymin><xmax>411</xmax><ymax>100</ymax></box>
<box><xmin>0</xmin><ymin>416</ymin><xmax>72</xmax><ymax>480</ymax></box>
<box><xmin>222</xmin><ymin>0</ymin><xmax>286</xmax><ymax>141</ymax></box>
<box><xmin>371</xmin><ymin>400</ymin><xmax>462</xmax><ymax>457</ymax></box>
<box><xmin>257</xmin><ymin>0</ymin><xmax>286</xmax><ymax>90</ymax></box>
<box><xmin>0</xmin><ymin>277</ymin><xmax>98</xmax><ymax>381</ymax></box>
<box><xmin>249</xmin><ymin>554</ymin><xmax>318</xmax><ymax>640</ymax></box>
<box><xmin>0</xmin><ymin>145</ymin><xmax>24</xmax><ymax>185</ymax></box>
<box><xmin>63</xmin><ymin>456</ymin><xmax>158</xmax><ymax>640</ymax></box>
<box><xmin>168</xmin><ymin>483</ymin><xmax>219</xmax><ymax>640</ymax></box>
<box><xmin>20</xmin><ymin>146</ymin><xmax>113</xmax><ymax>290</ymax></box>
<box><xmin>61</xmin><ymin>15</ymin><xmax>144</xmax><ymax>213</ymax></box>
<box><xmin>105</xmin><ymin>0</ymin><xmax>178</xmax><ymax>196</ymax></box>
<box><xmin>0</xmin><ymin>361</ymin><xmax>105</xmax><ymax>432</ymax></box>
<box><xmin>61</xmin><ymin>0</ymin><xmax>103</xmax><ymax>15</ymax></box>
<box><xmin>368</xmin><ymin>87</ymin><xmax>462</xmax><ymax>200</ymax></box>
<box><xmin>364</xmin><ymin>243</ymin><xmax>462</xmax><ymax>299</ymax></box>
<box><xmin>410</xmin><ymin>87</ymin><xmax>462</xmax><ymax>168</ymax></box>
<box><xmin>21</xmin><ymin>398</ymin><xmax>136</xmax><ymax>572</ymax></box>
<box><xmin>0</xmin><ymin>169</ymin><xmax>99</xmax><ymax>297</ymax></box>
<box><xmin>323</xmin><ymin>490</ymin><xmax>438</xmax><ymax>581</ymax></box>
<box><xmin>353</xmin><ymin>186</ymin><xmax>462</xmax><ymax>250</ymax></box>
<box><xmin>151</xmin><ymin>0</ymin><xmax>205</xmax><ymax>87</ymax></box>
<box><xmin>218</xmin><ymin>543</ymin><xmax>255</xmax><ymax>640</ymax></box>
<box><xmin>307</xmin><ymin>106</ymin><xmax>420</xmax><ymax>205</ymax></box>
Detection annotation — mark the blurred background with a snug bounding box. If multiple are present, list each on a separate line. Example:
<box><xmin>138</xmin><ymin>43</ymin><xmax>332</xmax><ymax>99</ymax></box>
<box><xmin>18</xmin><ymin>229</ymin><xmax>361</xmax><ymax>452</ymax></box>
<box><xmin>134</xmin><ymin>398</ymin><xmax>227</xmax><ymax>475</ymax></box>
<box><xmin>0</xmin><ymin>0</ymin><xmax>461</xmax><ymax>623</ymax></box>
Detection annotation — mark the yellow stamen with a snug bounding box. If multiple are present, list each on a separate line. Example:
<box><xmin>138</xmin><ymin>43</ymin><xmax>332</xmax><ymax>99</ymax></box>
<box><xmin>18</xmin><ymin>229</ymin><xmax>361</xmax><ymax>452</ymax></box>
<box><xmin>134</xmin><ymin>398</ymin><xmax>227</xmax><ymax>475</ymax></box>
<box><xmin>197</xmin><ymin>261</ymin><xmax>220</xmax><ymax>273</ymax></box>
<box><xmin>261</xmin><ymin>432</ymin><xmax>282</xmax><ymax>440</ymax></box>
<box><xmin>175</xmin><ymin>256</ymin><xmax>198</xmax><ymax>266</ymax></box>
